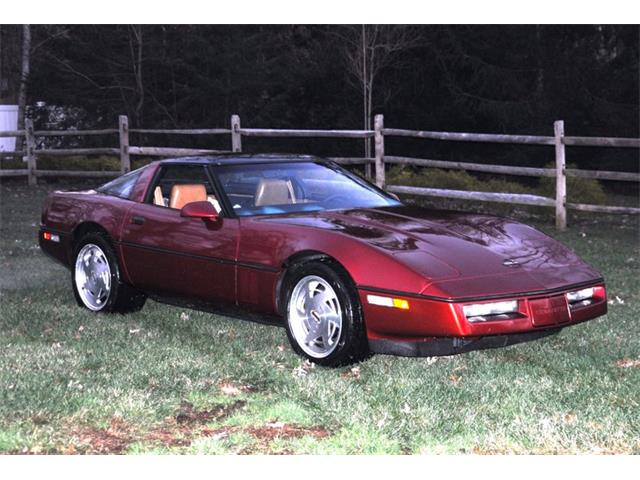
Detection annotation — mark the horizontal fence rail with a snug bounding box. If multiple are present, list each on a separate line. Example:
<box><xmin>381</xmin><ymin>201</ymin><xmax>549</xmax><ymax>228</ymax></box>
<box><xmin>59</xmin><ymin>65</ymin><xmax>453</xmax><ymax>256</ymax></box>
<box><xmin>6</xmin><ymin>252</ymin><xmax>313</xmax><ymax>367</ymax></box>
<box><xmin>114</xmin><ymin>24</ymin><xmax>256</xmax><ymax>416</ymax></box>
<box><xmin>0</xmin><ymin>113</ymin><xmax>638</xmax><ymax>229</ymax></box>
<box><xmin>383</xmin><ymin>128</ymin><xmax>556</xmax><ymax>145</ymax></box>
<box><xmin>129</xmin><ymin>128</ymin><xmax>231</xmax><ymax>135</ymax></box>
<box><xmin>35</xmin><ymin>129</ymin><xmax>120</xmax><ymax>137</ymax></box>
<box><xmin>128</xmin><ymin>146</ymin><xmax>229</xmax><ymax>157</ymax></box>
<box><xmin>238</xmin><ymin>128</ymin><xmax>374</xmax><ymax>138</ymax></box>
<box><xmin>563</xmin><ymin>136</ymin><xmax>640</xmax><ymax>148</ymax></box>
<box><xmin>0</xmin><ymin>168</ymin><xmax>29</xmax><ymax>177</ymax></box>
<box><xmin>0</xmin><ymin>130</ymin><xmax>26</xmax><ymax>138</ymax></box>
<box><xmin>35</xmin><ymin>170</ymin><xmax>119</xmax><ymax>178</ymax></box>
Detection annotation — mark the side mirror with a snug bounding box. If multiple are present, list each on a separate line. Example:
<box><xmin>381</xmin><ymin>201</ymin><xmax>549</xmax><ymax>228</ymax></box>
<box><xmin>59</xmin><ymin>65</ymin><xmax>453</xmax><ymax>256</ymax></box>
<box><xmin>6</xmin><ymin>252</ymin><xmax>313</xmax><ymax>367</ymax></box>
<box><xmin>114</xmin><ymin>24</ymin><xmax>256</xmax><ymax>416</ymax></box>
<box><xmin>180</xmin><ymin>201</ymin><xmax>220</xmax><ymax>222</ymax></box>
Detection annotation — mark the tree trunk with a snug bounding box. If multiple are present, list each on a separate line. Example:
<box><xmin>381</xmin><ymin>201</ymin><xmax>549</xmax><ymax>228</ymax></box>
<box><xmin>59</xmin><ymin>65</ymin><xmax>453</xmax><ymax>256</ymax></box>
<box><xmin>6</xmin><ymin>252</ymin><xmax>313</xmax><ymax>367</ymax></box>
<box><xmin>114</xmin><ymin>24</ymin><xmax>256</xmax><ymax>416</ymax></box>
<box><xmin>362</xmin><ymin>25</ymin><xmax>370</xmax><ymax>160</ymax></box>
<box><xmin>365</xmin><ymin>35</ymin><xmax>376</xmax><ymax>160</ymax></box>
<box><xmin>18</xmin><ymin>24</ymin><xmax>31</xmax><ymax>132</ymax></box>
<box><xmin>131</xmin><ymin>25</ymin><xmax>144</xmax><ymax>126</ymax></box>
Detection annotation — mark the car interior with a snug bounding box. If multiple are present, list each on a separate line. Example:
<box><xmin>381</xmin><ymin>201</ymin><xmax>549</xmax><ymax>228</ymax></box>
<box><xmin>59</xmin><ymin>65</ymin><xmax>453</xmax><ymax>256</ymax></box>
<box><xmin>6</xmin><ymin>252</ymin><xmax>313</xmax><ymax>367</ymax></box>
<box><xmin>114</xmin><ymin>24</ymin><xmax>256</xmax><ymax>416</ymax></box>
<box><xmin>149</xmin><ymin>165</ymin><xmax>222</xmax><ymax>213</ymax></box>
<box><xmin>220</xmin><ymin>174</ymin><xmax>307</xmax><ymax>210</ymax></box>
<box><xmin>152</xmin><ymin>184</ymin><xmax>222</xmax><ymax>212</ymax></box>
<box><xmin>149</xmin><ymin>164</ymin><xmax>309</xmax><ymax>214</ymax></box>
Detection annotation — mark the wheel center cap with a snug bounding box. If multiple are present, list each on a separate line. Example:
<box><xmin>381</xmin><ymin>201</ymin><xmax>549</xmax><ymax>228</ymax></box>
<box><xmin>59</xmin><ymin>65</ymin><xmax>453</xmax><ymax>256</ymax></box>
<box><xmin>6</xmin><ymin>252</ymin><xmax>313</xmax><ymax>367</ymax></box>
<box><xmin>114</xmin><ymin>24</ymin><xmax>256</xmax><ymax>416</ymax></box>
<box><xmin>310</xmin><ymin>310</ymin><xmax>321</xmax><ymax>323</ymax></box>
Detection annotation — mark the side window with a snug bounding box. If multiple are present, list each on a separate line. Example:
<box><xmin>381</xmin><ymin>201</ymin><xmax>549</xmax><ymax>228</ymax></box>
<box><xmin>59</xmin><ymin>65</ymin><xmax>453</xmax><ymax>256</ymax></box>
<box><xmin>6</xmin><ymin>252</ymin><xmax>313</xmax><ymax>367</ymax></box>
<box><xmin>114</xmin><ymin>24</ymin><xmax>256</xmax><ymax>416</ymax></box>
<box><xmin>147</xmin><ymin>165</ymin><xmax>221</xmax><ymax>213</ymax></box>
<box><xmin>97</xmin><ymin>168</ymin><xmax>144</xmax><ymax>199</ymax></box>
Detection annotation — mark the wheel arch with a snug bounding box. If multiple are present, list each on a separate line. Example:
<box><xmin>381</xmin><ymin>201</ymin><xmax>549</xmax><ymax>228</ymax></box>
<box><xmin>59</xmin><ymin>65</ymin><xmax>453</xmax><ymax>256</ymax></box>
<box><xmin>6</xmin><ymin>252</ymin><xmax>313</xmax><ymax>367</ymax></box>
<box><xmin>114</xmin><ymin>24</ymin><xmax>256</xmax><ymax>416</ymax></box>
<box><xmin>275</xmin><ymin>250</ymin><xmax>356</xmax><ymax>316</ymax></box>
<box><xmin>72</xmin><ymin>221</ymin><xmax>112</xmax><ymax>246</ymax></box>
<box><xmin>70</xmin><ymin>222</ymin><xmax>115</xmax><ymax>263</ymax></box>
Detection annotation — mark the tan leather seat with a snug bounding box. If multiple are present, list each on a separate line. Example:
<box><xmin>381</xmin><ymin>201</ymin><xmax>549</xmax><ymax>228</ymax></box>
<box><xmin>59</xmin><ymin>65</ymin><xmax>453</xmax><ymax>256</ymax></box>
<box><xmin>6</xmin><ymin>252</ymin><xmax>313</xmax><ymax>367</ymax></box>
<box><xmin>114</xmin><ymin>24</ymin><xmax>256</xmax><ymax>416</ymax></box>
<box><xmin>254</xmin><ymin>179</ymin><xmax>296</xmax><ymax>206</ymax></box>
<box><xmin>169</xmin><ymin>184</ymin><xmax>207</xmax><ymax>210</ymax></box>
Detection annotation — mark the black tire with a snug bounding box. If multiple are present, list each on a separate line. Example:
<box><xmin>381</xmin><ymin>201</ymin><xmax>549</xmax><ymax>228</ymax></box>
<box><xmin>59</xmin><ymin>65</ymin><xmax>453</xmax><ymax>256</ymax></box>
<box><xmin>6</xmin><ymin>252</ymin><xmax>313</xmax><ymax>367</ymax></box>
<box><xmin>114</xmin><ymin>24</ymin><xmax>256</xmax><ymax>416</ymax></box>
<box><xmin>72</xmin><ymin>232</ymin><xmax>146</xmax><ymax>314</ymax></box>
<box><xmin>282</xmin><ymin>260</ymin><xmax>369</xmax><ymax>367</ymax></box>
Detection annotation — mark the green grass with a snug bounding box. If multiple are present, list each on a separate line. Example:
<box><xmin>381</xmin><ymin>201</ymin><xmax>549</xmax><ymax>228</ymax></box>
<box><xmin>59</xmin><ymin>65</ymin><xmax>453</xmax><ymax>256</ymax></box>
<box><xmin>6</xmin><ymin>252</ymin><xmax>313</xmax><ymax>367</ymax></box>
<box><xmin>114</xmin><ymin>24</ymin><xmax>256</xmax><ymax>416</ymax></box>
<box><xmin>0</xmin><ymin>179</ymin><xmax>639</xmax><ymax>454</ymax></box>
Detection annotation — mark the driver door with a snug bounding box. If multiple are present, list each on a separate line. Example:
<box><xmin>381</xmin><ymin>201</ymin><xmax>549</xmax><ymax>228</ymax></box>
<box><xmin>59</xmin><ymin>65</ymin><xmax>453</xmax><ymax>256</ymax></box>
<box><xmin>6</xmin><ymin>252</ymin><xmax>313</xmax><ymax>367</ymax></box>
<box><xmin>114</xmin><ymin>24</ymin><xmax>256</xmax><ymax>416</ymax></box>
<box><xmin>120</xmin><ymin>164</ymin><xmax>239</xmax><ymax>302</ymax></box>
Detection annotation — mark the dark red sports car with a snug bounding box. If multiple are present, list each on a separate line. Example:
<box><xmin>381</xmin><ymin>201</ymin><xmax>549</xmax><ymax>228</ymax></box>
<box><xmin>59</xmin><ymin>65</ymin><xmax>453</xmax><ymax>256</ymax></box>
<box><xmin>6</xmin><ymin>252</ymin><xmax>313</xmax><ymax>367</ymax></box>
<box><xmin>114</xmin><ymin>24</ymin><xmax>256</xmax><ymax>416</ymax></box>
<box><xmin>39</xmin><ymin>155</ymin><xmax>607</xmax><ymax>366</ymax></box>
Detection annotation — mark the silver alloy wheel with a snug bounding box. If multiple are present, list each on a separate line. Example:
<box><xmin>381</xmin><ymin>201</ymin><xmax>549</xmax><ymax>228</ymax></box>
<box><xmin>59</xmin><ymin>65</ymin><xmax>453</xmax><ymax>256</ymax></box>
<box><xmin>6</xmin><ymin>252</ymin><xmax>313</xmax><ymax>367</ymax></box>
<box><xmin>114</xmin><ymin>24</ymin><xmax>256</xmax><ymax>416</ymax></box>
<box><xmin>288</xmin><ymin>275</ymin><xmax>343</xmax><ymax>358</ymax></box>
<box><xmin>74</xmin><ymin>243</ymin><xmax>112</xmax><ymax>311</ymax></box>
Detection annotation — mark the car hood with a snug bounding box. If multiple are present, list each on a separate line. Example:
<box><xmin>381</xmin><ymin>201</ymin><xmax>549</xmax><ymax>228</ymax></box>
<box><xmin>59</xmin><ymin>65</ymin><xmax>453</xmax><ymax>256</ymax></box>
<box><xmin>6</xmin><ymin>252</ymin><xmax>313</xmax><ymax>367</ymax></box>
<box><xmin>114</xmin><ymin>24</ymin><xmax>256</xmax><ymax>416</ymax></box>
<box><xmin>264</xmin><ymin>205</ymin><xmax>603</xmax><ymax>299</ymax></box>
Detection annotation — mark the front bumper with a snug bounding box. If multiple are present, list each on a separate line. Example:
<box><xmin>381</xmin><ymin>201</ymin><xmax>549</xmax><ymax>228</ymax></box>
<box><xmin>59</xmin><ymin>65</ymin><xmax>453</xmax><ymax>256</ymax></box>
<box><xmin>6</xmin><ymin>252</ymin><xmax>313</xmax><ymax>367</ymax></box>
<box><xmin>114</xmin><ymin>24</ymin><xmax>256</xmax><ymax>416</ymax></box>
<box><xmin>369</xmin><ymin>328</ymin><xmax>561</xmax><ymax>357</ymax></box>
<box><xmin>359</xmin><ymin>282</ymin><xmax>607</xmax><ymax>356</ymax></box>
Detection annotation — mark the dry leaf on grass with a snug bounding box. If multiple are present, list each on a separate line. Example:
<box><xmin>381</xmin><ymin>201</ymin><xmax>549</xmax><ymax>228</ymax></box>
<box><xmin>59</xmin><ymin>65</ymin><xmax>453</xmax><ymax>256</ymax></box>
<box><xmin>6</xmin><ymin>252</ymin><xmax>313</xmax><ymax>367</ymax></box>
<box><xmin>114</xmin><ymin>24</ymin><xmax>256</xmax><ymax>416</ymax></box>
<box><xmin>218</xmin><ymin>382</ymin><xmax>256</xmax><ymax>396</ymax></box>
<box><xmin>616</xmin><ymin>358</ymin><xmax>640</xmax><ymax>368</ymax></box>
<box><xmin>340</xmin><ymin>366</ymin><xmax>361</xmax><ymax>379</ymax></box>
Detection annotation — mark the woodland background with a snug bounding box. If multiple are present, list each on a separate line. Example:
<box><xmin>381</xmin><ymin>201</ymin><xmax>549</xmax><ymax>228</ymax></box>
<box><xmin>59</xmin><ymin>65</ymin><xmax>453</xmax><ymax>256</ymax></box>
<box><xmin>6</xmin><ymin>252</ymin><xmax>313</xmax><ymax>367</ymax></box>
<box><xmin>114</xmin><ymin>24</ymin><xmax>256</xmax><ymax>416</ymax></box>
<box><xmin>1</xmin><ymin>25</ymin><xmax>638</xmax><ymax>172</ymax></box>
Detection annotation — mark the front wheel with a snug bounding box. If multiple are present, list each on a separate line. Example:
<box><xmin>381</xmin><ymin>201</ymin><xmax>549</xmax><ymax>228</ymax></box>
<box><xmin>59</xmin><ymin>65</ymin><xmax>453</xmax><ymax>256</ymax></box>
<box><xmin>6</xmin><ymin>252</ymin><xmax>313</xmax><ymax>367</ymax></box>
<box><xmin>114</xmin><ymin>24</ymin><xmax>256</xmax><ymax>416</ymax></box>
<box><xmin>283</xmin><ymin>261</ymin><xmax>368</xmax><ymax>367</ymax></box>
<box><xmin>72</xmin><ymin>233</ymin><xmax>146</xmax><ymax>313</ymax></box>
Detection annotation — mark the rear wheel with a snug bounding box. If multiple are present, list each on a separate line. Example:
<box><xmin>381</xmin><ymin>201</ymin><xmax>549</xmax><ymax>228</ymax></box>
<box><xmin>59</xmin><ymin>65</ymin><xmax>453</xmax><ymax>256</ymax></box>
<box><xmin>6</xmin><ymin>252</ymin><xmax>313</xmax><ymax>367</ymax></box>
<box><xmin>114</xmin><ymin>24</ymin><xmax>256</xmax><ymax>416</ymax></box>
<box><xmin>72</xmin><ymin>233</ymin><xmax>146</xmax><ymax>313</ymax></box>
<box><xmin>283</xmin><ymin>261</ymin><xmax>368</xmax><ymax>367</ymax></box>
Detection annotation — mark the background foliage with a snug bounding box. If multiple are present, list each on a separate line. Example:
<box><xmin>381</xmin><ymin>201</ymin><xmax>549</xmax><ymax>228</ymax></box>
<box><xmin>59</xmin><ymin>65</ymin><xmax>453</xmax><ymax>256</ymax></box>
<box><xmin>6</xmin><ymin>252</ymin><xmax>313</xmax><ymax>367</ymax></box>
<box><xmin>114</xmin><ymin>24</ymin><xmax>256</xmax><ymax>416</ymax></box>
<box><xmin>1</xmin><ymin>25</ymin><xmax>638</xmax><ymax>172</ymax></box>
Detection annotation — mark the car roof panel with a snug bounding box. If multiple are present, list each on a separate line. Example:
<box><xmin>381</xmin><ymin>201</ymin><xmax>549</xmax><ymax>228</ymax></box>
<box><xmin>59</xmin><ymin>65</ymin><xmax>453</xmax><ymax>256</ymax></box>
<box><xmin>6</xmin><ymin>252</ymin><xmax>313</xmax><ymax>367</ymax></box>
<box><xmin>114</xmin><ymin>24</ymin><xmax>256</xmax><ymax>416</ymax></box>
<box><xmin>158</xmin><ymin>154</ymin><xmax>324</xmax><ymax>167</ymax></box>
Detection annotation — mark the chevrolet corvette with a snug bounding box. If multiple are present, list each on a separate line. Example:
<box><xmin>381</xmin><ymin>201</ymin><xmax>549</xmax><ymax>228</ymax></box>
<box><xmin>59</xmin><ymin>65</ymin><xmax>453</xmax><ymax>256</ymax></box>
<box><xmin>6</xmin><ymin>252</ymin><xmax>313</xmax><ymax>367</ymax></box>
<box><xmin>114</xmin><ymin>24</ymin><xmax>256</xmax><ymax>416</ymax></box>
<box><xmin>39</xmin><ymin>154</ymin><xmax>607</xmax><ymax>366</ymax></box>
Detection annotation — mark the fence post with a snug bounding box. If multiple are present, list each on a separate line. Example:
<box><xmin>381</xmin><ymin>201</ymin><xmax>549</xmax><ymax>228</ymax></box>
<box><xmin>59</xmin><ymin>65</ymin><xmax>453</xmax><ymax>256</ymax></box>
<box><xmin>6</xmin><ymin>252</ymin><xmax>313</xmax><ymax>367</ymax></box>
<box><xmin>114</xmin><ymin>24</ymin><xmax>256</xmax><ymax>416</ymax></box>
<box><xmin>374</xmin><ymin>114</ymin><xmax>385</xmax><ymax>188</ymax></box>
<box><xmin>231</xmin><ymin>114</ymin><xmax>242</xmax><ymax>152</ymax></box>
<box><xmin>554</xmin><ymin>120</ymin><xmax>567</xmax><ymax>230</ymax></box>
<box><xmin>24</xmin><ymin>118</ymin><xmax>36</xmax><ymax>186</ymax></box>
<box><xmin>119</xmin><ymin>115</ymin><xmax>130</xmax><ymax>174</ymax></box>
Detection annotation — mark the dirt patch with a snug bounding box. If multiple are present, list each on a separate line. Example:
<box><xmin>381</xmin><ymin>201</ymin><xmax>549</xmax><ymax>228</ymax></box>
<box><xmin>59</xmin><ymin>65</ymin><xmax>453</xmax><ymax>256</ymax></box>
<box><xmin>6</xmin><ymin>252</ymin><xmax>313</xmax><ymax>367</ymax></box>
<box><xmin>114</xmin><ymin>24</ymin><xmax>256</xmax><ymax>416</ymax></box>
<box><xmin>144</xmin><ymin>427</ymin><xmax>192</xmax><ymax>448</ymax></box>
<box><xmin>142</xmin><ymin>419</ymin><xmax>330</xmax><ymax>454</ymax></box>
<box><xmin>15</xmin><ymin>400</ymin><xmax>330</xmax><ymax>454</ymax></box>
<box><xmin>72</xmin><ymin>416</ymin><xmax>134</xmax><ymax>454</ymax></box>
<box><xmin>205</xmin><ymin>422</ymin><xmax>330</xmax><ymax>454</ymax></box>
<box><xmin>175</xmin><ymin>399</ymin><xmax>247</xmax><ymax>425</ymax></box>
<box><xmin>246</xmin><ymin>422</ymin><xmax>330</xmax><ymax>442</ymax></box>
<box><xmin>140</xmin><ymin>399</ymin><xmax>248</xmax><ymax>448</ymax></box>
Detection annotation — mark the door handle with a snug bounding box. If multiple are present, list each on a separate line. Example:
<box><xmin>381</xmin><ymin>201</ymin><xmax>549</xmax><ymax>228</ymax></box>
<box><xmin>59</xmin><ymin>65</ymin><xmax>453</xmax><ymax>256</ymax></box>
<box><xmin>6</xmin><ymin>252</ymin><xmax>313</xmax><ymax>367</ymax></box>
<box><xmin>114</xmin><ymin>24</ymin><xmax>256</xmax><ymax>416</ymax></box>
<box><xmin>131</xmin><ymin>215</ymin><xmax>145</xmax><ymax>225</ymax></box>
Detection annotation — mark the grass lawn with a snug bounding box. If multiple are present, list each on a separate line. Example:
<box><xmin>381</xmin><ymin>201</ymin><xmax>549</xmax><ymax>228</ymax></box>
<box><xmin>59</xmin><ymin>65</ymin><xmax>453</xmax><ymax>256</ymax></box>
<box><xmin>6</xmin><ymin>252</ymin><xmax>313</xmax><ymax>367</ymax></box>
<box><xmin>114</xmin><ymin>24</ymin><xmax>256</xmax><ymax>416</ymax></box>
<box><xmin>0</xmin><ymin>179</ymin><xmax>638</xmax><ymax>454</ymax></box>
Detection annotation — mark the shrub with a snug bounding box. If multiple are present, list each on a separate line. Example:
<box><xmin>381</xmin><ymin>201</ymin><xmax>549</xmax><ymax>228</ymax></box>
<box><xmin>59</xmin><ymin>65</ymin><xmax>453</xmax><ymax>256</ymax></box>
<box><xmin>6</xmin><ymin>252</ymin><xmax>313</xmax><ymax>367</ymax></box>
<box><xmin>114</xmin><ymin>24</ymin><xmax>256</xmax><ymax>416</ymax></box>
<box><xmin>36</xmin><ymin>155</ymin><xmax>121</xmax><ymax>171</ymax></box>
<box><xmin>538</xmin><ymin>163</ymin><xmax>607</xmax><ymax>205</ymax></box>
<box><xmin>385</xmin><ymin>165</ymin><xmax>536</xmax><ymax>195</ymax></box>
<box><xmin>386</xmin><ymin>164</ymin><xmax>608</xmax><ymax>205</ymax></box>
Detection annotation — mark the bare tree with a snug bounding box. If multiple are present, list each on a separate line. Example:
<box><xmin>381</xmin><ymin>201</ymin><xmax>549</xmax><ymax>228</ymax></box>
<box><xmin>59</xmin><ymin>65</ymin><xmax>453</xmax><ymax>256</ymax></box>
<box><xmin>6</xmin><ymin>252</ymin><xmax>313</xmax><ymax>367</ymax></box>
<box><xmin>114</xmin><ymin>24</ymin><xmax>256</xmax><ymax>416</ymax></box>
<box><xmin>334</xmin><ymin>25</ymin><xmax>420</xmax><ymax>160</ymax></box>
<box><xmin>18</xmin><ymin>24</ymin><xmax>31</xmax><ymax>131</ymax></box>
<box><xmin>129</xmin><ymin>25</ymin><xmax>144</xmax><ymax>126</ymax></box>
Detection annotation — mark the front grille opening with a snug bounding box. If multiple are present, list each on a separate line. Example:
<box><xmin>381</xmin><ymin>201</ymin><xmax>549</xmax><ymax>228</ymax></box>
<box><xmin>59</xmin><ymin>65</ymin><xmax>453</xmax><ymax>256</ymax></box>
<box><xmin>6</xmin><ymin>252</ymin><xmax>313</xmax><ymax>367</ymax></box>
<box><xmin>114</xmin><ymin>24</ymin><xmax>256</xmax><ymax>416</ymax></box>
<box><xmin>466</xmin><ymin>312</ymin><xmax>524</xmax><ymax>323</ymax></box>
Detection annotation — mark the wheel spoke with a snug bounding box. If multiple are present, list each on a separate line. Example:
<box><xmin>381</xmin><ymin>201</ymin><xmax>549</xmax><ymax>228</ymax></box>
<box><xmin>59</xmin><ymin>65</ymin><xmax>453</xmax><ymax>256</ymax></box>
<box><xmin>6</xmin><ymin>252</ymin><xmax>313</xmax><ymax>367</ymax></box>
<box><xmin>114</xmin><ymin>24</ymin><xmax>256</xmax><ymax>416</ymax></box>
<box><xmin>322</xmin><ymin>320</ymin><xmax>334</xmax><ymax>348</ymax></box>
<box><xmin>312</xmin><ymin>291</ymin><xmax>335</xmax><ymax>313</ymax></box>
<box><xmin>304</xmin><ymin>328</ymin><xmax>319</xmax><ymax>345</ymax></box>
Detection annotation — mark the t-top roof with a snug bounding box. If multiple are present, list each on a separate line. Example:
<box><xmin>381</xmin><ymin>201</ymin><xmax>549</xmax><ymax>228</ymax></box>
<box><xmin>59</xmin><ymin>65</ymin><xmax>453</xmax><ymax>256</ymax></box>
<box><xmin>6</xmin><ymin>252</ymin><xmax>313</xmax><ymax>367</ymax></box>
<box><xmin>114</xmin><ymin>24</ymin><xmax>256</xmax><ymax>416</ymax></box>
<box><xmin>158</xmin><ymin>153</ymin><xmax>324</xmax><ymax>166</ymax></box>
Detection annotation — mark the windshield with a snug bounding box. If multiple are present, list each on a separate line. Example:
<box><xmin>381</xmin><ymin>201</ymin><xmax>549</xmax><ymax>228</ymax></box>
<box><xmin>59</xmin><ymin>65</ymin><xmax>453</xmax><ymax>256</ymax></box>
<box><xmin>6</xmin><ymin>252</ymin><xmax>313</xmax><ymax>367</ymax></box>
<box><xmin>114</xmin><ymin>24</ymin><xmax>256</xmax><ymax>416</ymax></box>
<box><xmin>215</xmin><ymin>161</ymin><xmax>401</xmax><ymax>216</ymax></box>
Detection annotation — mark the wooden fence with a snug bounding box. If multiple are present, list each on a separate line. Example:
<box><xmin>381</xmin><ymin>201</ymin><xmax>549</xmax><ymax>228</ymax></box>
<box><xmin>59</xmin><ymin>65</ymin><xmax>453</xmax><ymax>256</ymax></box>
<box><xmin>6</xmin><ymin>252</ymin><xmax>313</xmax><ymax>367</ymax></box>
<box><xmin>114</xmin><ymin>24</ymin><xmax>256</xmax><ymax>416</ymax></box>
<box><xmin>1</xmin><ymin>113</ymin><xmax>638</xmax><ymax>229</ymax></box>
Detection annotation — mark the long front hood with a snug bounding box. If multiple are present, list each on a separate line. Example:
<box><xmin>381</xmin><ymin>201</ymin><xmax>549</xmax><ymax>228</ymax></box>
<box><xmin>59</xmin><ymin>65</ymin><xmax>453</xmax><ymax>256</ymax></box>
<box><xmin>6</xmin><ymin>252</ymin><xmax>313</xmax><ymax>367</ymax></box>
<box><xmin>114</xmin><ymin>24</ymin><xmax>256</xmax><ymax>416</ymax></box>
<box><xmin>266</xmin><ymin>206</ymin><xmax>603</xmax><ymax>299</ymax></box>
